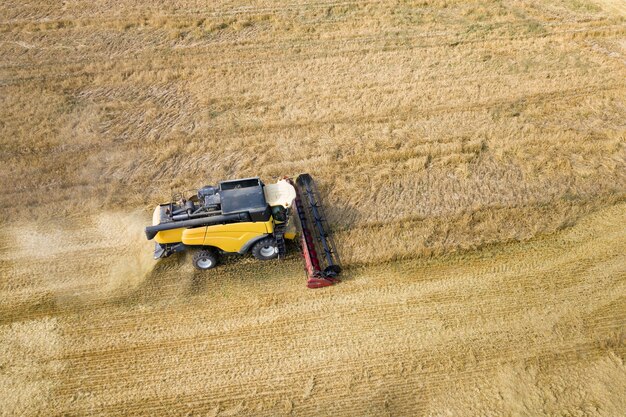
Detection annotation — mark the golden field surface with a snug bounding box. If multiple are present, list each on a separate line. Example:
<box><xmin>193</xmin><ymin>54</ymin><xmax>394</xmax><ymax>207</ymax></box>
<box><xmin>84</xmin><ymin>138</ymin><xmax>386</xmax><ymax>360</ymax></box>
<box><xmin>0</xmin><ymin>0</ymin><xmax>625</xmax><ymax>415</ymax></box>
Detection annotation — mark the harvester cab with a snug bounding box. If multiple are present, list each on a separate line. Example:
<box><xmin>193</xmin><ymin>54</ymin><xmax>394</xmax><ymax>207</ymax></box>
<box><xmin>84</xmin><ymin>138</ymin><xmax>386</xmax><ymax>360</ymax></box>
<box><xmin>145</xmin><ymin>174</ymin><xmax>341</xmax><ymax>288</ymax></box>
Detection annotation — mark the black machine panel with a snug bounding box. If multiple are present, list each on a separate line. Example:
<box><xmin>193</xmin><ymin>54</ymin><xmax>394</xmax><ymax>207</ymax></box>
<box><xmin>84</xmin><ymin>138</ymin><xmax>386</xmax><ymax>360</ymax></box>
<box><xmin>219</xmin><ymin>177</ymin><xmax>271</xmax><ymax>222</ymax></box>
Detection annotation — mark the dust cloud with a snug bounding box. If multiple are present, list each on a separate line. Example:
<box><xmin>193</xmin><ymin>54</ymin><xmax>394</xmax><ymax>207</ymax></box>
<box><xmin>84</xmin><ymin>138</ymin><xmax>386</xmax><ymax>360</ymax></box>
<box><xmin>7</xmin><ymin>210</ymin><xmax>155</xmax><ymax>302</ymax></box>
<box><xmin>96</xmin><ymin>211</ymin><xmax>155</xmax><ymax>294</ymax></box>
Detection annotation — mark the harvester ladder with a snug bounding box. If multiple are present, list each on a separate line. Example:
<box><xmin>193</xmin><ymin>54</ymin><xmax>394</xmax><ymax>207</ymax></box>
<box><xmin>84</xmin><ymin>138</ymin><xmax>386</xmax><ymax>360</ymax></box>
<box><xmin>274</xmin><ymin>219</ymin><xmax>287</xmax><ymax>259</ymax></box>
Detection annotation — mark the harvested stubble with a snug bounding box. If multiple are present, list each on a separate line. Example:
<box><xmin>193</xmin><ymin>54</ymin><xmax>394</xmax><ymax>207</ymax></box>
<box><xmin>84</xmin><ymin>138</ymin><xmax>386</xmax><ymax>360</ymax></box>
<box><xmin>0</xmin><ymin>200</ymin><xmax>624</xmax><ymax>416</ymax></box>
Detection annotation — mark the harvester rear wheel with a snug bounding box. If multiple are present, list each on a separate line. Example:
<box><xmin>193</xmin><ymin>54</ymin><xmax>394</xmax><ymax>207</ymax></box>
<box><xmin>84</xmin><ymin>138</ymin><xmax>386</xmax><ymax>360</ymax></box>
<box><xmin>251</xmin><ymin>237</ymin><xmax>278</xmax><ymax>261</ymax></box>
<box><xmin>192</xmin><ymin>249</ymin><xmax>218</xmax><ymax>270</ymax></box>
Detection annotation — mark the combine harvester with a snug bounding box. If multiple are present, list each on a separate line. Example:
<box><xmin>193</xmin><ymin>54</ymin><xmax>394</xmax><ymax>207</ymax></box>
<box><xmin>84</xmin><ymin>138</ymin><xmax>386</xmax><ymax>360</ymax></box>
<box><xmin>144</xmin><ymin>174</ymin><xmax>341</xmax><ymax>288</ymax></box>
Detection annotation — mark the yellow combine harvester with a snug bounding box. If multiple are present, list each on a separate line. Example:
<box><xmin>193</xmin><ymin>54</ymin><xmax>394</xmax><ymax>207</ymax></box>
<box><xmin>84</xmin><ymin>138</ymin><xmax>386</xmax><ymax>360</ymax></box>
<box><xmin>145</xmin><ymin>174</ymin><xmax>342</xmax><ymax>288</ymax></box>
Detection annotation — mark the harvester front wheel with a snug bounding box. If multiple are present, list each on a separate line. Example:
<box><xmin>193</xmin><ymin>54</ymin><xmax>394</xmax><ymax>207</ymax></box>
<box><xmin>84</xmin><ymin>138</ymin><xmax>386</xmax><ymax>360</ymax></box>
<box><xmin>192</xmin><ymin>249</ymin><xmax>218</xmax><ymax>270</ymax></box>
<box><xmin>251</xmin><ymin>237</ymin><xmax>278</xmax><ymax>261</ymax></box>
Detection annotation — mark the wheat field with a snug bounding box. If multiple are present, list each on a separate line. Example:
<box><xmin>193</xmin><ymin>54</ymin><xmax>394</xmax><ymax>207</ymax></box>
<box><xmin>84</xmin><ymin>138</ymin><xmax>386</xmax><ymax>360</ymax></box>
<box><xmin>1</xmin><ymin>0</ymin><xmax>625</xmax><ymax>415</ymax></box>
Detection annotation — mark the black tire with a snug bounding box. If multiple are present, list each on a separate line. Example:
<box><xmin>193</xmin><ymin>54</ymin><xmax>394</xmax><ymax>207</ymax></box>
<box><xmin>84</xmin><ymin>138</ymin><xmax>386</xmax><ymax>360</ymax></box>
<box><xmin>251</xmin><ymin>237</ymin><xmax>278</xmax><ymax>261</ymax></box>
<box><xmin>192</xmin><ymin>249</ymin><xmax>218</xmax><ymax>270</ymax></box>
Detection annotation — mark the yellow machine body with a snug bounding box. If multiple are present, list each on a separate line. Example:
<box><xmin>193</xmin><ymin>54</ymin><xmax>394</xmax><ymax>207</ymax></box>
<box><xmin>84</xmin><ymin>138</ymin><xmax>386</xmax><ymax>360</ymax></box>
<box><xmin>153</xmin><ymin>219</ymin><xmax>273</xmax><ymax>253</ymax></box>
<box><xmin>152</xmin><ymin>204</ymin><xmax>295</xmax><ymax>253</ymax></box>
<box><xmin>147</xmin><ymin>178</ymin><xmax>297</xmax><ymax>261</ymax></box>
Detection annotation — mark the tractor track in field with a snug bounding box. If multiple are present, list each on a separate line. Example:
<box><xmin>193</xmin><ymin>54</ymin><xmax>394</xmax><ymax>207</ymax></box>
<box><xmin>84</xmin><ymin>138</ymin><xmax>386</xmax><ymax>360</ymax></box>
<box><xmin>0</xmin><ymin>0</ymin><xmax>386</xmax><ymax>23</ymax></box>
<box><xmin>1</xmin><ymin>203</ymin><xmax>624</xmax><ymax>416</ymax></box>
<box><xmin>2</xmin><ymin>22</ymin><xmax>625</xmax><ymax>79</ymax></box>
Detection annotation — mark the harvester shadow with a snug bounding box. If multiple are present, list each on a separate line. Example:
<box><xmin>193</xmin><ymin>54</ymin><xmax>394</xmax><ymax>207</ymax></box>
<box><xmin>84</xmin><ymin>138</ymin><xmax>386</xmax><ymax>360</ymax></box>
<box><xmin>111</xmin><ymin>236</ymin><xmax>353</xmax><ymax>306</ymax></box>
<box><xmin>108</xmin><ymin>252</ymin><xmax>191</xmax><ymax>305</ymax></box>
<box><xmin>184</xmin><ymin>249</ymin><xmax>305</xmax><ymax>293</ymax></box>
<box><xmin>188</xmin><ymin>270</ymin><xmax>209</xmax><ymax>295</ymax></box>
<box><xmin>111</xmin><ymin>248</ymin><xmax>305</xmax><ymax>305</ymax></box>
